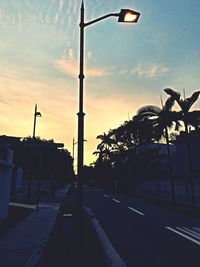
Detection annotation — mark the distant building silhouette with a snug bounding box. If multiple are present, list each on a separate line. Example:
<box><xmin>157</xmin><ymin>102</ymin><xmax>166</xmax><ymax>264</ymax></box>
<box><xmin>0</xmin><ymin>135</ymin><xmax>74</xmax><ymax>189</ymax></box>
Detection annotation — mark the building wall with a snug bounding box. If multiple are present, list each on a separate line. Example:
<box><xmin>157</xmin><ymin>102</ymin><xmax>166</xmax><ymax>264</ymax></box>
<box><xmin>0</xmin><ymin>148</ymin><xmax>13</xmax><ymax>222</ymax></box>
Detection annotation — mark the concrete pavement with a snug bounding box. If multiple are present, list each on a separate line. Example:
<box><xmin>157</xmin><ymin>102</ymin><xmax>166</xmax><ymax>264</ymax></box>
<box><xmin>0</xmin><ymin>185</ymin><xmax>70</xmax><ymax>267</ymax></box>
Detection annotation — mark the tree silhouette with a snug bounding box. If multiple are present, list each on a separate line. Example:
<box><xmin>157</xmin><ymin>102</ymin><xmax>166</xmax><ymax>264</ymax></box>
<box><xmin>134</xmin><ymin>96</ymin><xmax>182</xmax><ymax>206</ymax></box>
<box><xmin>164</xmin><ymin>88</ymin><xmax>200</xmax><ymax>131</ymax></box>
<box><xmin>164</xmin><ymin>88</ymin><xmax>200</xmax><ymax>210</ymax></box>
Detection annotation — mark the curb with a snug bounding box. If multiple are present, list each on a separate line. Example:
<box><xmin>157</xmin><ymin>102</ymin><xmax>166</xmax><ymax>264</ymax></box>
<box><xmin>84</xmin><ymin>207</ymin><xmax>126</xmax><ymax>267</ymax></box>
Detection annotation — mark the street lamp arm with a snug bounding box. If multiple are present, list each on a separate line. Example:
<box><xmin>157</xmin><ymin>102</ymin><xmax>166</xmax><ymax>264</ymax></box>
<box><xmin>83</xmin><ymin>13</ymin><xmax>119</xmax><ymax>27</ymax></box>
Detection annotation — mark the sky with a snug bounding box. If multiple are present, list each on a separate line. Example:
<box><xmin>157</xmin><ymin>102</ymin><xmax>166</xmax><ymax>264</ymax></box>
<box><xmin>0</xmin><ymin>0</ymin><xmax>200</xmax><ymax>166</ymax></box>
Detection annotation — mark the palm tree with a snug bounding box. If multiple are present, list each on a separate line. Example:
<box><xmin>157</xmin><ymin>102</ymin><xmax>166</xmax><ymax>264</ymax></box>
<box><xmin>94</xmin><ymin>132</ymin><xmax>119</xmax><ymax>167</ymax></box>
<box><xmin>109</xmin><ymin>120</ymin><xmax>138</xmax><ymax>151</ymax></box>
<box><xmin>96</xmin><ymin>133</ymin><xmax>117</xmax><ymax>151</ymax></box>
<box><xmin>164</xmin><ymin>88</ymin><xmax>200</xmax><ymax>210</ymax></box>
<box><xmin>93</xmin><ymin>147</ymin><xmax>113</xmax><ymax>165</ymax></box>
<box><xmin>164</xmin><ymin>88</ymin><xmax>200</xmax><ymax>131</ymax></box>
<box><xmin>135</xmin><ymin>96</ymin><xmax>182</xmax><ymax>206</ymax></box>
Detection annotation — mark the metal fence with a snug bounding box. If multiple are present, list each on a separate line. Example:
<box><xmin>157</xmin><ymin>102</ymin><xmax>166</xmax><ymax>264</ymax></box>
<box><xmin>136</xmin><ymin>178</ymin><xmax>200</xmax><ymax>208</ymax></box>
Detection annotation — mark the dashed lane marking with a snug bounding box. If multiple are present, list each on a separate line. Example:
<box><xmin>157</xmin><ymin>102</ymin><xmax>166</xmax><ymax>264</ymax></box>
<box><xmin>112</xmin><ymin>198</ymin><xmax>120</xmax><ymax>203</ymax></box>
<box><xmin>128</xmin><ymin>206</ymin><xmax>144</xmax><ymax>216</ymax></box>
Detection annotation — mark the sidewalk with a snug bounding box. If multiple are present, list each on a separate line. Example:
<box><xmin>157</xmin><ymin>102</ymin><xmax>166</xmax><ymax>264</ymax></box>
<box><xmin>0</xmin><ymin>185</ymin><xmax>70</xmax><ymax>267</ymax></box>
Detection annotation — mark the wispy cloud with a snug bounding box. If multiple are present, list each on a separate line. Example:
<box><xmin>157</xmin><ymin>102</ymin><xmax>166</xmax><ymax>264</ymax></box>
<box><xmin>133</xmin><ymin>64</ymin><xmax>170</xmax><ymax>78</ymax></box>
<box><xmin>54</xmin><ymin>0</ymin><xmax>64</xmax><ymax>24</ymax></box>
<box><xmin>65</xmin><ymin>0</ymin><xmax>78</xmax><ymax>36</ymax></box>
<box><xmin>0</xmin><ymin>65</ymin><xmax>76</xmax><ymax>142</ymax></box>
<box><xmin>121</xmin><ymin>63</ymin><xmax>170</xmax><ymax>79</ymax></box>
<box><xmin>59</xmin><ymin>0</ymin><xmax>64</xmax><ymax>10</ymax></box>
<box><xmin>45</xmin><ymin>14</ymin><xmax>49</xmax><ymax>24</ymax></box>
<box><xmin>54</xmin><ymin>13</ymin><xmax>59</xmax><ymax>24</ymax></box>
<box><xmin>55</xmin><ymin>48</ymin><xmax>112</xmax><ymax>78</ymax></box>
<box><xmin>87</xmin><ymin>51</ymin><xmax>93</xmax><ymax>61</ymax></box>
<box><xmin>73</xmin><ymin>0</ymin><xmax>78</xmax><ymax>15</ymax></box>
<box><xmin>17</xmin><ymin>12</ymin><xmax>22</xmax><ymax>31</ymax></box>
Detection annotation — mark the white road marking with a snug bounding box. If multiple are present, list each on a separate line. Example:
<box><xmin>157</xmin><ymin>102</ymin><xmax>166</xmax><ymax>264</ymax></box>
<box><xmin>104</xmin><ymin>194</ymin><xmax>109</xmax><ymax>198</ymax></box>
<box><xmin>112</xmin><ymin>198</ymin><xmax>120</xmax><ymax>203</ymax></box>
<box><xmin>9</xmin><ymin>202</ymin><xmax>35</xmax><ymax>209</ymax></box>
<box><xmin>193</xmin><ymin>227</ymin><xmax>200</xmax><ymax>234</ymax></box>
<box><xmin>166</xmin><ymin>227</ymin><xmax>200</xmax><ymax>246</ymax></box>
<box><xmin>184</xmin><ymin>227</ymin><xmax>200</xmax><ymax>235</ymax></box>
<box><xmin>128</xmin><ymin>206</ymin><xmax>144</xmax><ymax>216</ymax></box>
<box><xmin>176</xmin><ymin>227</ymin><xmax>200</xmax><ymax>241</ymax></box>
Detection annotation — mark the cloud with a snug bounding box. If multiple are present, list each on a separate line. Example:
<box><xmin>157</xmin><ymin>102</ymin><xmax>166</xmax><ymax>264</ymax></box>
<box><xmin>45</xmin><ymin>14</ymin><xmax>49</xmax><ymax>24</ymax></box>
<box><xmin>56</xmin><ymin>58</ymin><xmax>77</xmax><ymax>77</ymax></box>
<box><xmin>68</xmin><ymin>48</ymin><xmax>74</xmax><ymax>61</ymax></box>
<box><xmin>87</xmin><ymin>51</ymin><xmax>93</xmax><ymax>60</ymax></box>
<box><xmin>54</xmin><ymin>0</ymin><xmax>64</xmax><ymax>24</ymax></box>
<box><xmin>54</xmin><ymin>13</ymin><xmax>59</xmax><ymax>24</ymax></box>
<box><xmin>17</xmin><ymin>12</ymin><xmax>23</xmax><ymax>30</ymax></box>
<box><xmin>0</xmin><ymin>67</ymin><xmax>77</xmax><ymax>145</ymax></box>
<box><xmin>131</xmin><ymin>64</ymin><xmax>170</xmax><ymax>78</ymax></box>
<box><xmin>59</xmin><ymin>0</ymin><xmax>64</xmax><ymax>11</ymax></box>
<box><xmin>73</xmin><ymin>0</ymin><xmax>78</xmax><ymax>15</ymax></box>
<box><xmin>86</xmin><ymin>67</ymin><xmax>111</xmax><ymax>78</ymax></box>
<box><xmin>55</xmin><ymin>48</ymin><xmax>112</xmax><ymax>78</ymax></box>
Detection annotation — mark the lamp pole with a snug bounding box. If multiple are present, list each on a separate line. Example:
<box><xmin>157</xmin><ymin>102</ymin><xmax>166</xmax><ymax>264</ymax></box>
<box><xmin>77</xmin><ymin>1</ymin><xmax>140</xmax><ymax>212</ymax></box>
<box><xmin>73</xmin><ymin>138</ymin><xmax>87</xmax><ymax>177</ymax></box>
<box><xmin>72</xmin><ymin>138</ymin><xmax>78</xmax><ymax>174</ymax></box>
<box><xmin>28</xmin><ymin>104</ymin><xmax>41</xmax><ymax>201</ymax></box>
<box><xmin>33</xmin><ymin>104</ymin><xmax>42</xmax><ymax>139</ymax></box>
<box><xmin>72</xmin><ymin>138</ymin><xmax>77</xmax><ymax>162</ymax></box>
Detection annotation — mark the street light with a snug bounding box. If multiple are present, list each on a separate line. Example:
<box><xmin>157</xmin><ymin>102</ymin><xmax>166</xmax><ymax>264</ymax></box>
<box><xmin>33</xmin><ymin>104</ymin><xmax>42</xmax><ymax>139</ymax></box>
<box><xmin>77</xmin><ymin>1</ymin><xmax>141</xmax><ymax>211</ymax></box>
<box><xmin>118</xmin><ymin>9</ymin><xmax>140</xmax><ymax>23</ymax></box>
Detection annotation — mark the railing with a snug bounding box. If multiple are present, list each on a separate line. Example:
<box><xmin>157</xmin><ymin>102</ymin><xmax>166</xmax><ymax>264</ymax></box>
<box><xmin>136</xmin><ymin>177</ymin><xmax>200</xmax><ymax>208</ymax></box>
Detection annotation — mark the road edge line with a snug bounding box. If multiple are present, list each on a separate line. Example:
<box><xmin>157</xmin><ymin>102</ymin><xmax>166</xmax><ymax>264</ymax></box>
<box><xmin>84</xmin><ymin>206</ymin><xmax>126</xmax><ymax>267</ymax></box>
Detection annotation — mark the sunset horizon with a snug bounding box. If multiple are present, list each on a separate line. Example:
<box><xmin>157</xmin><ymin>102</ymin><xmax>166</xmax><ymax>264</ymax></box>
<box><xmin>0</xmin><ymin>0</ymin><xmax>200</xmax><ymax>165</ymax></box>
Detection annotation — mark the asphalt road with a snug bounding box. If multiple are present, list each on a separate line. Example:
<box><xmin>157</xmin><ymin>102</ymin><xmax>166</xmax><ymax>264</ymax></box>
<box><xmin>83</xmin><ymin>186</ymin><xmax>200</xmax><ymax>267</ymax></box>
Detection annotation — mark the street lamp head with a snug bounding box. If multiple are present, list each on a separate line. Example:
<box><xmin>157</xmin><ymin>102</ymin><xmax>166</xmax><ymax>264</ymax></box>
<box><xmin>36</xmin><ymin>112</ymin><xmax>42</xmax><ymax>117</ymax></box>
<box><xmin>118</xmin><ymin>9</ymin><xmax>140</xmax><ymax>23</ymax></box>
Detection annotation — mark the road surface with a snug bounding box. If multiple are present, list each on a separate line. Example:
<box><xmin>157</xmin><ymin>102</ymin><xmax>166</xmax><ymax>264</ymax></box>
<box><xmin>84</xmin><ymin>186</ymin><xmax>200</xmax><ymax>267</ymax></box>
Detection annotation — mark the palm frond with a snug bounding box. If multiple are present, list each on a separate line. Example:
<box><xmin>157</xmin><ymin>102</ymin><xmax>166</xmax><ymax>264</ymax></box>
<box><xmin>162</xmin><ymin>96</ymin><xmax>175</xmax><ymax>112</ymax></box>
<box><xmin>184</xmin><ymin>91</ymin><xmax>200</xmax><ymax>112</ymax></box>
<box><xmin>136</xmin><ymin>105</ymin><xmax>161</xmax><ymax>116</ymax></box>
<box><xmin>93</xmin><ymin>150</ymin><xmax>100</xmax><ymax>156</ymax></box>
<box><xmin>164</xmin><ymin>88</ymin><xmax>181</xmax><ymax>102</ymax></box>
<box><xmin>96</xmin><ymin>134</ymin><xmax>104</xmax><ymax>140</ymax></box>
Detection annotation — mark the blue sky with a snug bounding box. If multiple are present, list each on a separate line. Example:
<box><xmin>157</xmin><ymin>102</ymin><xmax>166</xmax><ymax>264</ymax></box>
<box><xmin>0</xmin><ymin>0</ymin><xmax>200</xmax><ymax>165</ymax></box>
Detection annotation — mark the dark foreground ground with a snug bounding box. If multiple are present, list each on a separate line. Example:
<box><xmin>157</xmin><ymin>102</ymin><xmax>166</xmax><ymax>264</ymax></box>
<box><xmin>39</xmin><ymin>194</ymin><xmax>103</xmax><ymax>267</ymax></box>
<box><xmin>0</xmin><ymin>206</ymin><xmax>33</xmax><ymax>240</ymax></box>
